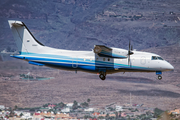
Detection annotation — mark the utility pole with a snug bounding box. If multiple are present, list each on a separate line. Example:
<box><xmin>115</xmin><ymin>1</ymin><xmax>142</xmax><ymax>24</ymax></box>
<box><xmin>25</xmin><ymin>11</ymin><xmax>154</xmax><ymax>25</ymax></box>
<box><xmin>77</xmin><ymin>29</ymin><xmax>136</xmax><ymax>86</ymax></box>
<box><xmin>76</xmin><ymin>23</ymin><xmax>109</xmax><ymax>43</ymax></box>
<box><xmin>130</xmin><ymin>92</ymin><xmax>132</xmax><ymax>106</ymax></box>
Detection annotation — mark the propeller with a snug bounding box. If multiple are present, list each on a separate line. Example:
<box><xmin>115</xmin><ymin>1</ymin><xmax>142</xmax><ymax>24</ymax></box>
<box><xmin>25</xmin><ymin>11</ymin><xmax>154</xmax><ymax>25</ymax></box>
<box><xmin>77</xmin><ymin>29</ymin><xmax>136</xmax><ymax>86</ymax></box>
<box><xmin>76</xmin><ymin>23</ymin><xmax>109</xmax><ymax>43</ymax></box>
<box><xmin>127</xmin><ymin>40</ymin><xmax>134</xmax><ymax>67</ymax></box>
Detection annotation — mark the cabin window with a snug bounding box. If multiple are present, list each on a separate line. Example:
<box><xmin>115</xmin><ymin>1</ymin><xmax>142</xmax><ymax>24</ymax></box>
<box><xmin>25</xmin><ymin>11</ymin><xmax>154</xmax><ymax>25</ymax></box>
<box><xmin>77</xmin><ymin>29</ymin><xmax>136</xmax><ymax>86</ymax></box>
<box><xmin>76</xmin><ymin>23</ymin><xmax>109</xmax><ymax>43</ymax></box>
<box><xmin>103</xmin><ymin>58</ymin><xmax>105</xmax><ymax>61</ymax></box>
<box><xmin>108</xmin><ymin>58</ymin><xmax>110</xmax><ymax>61</ymax></box>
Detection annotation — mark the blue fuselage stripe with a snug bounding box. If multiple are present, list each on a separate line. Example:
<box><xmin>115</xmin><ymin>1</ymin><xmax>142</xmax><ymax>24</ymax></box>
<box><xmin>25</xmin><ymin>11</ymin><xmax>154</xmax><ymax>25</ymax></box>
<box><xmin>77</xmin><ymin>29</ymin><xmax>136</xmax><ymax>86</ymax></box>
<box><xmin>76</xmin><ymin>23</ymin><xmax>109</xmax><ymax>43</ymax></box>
<box><xmin>12</xmin><ymin>53</ymin><xmax>153</xmax><ymax>72</ymax></box>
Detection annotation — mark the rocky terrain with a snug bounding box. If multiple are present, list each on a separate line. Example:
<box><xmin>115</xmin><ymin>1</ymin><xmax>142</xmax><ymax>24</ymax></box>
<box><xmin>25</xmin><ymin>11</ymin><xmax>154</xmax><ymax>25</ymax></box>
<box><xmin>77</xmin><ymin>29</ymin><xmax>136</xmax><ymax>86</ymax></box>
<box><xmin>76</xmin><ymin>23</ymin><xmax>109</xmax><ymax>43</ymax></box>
<box><xmin>0</xmin><ymin>0</ymin><xmax>180</xmax><ymax>111</ymax></box>
<box><xmin>0</xmin><ymin>45</ymin><xmax>180</xmax><ymax>110</ymax></box>
<box><xmin>0</xmin><ymin>0</ymin><xmax>180</xmax><ymax>51</ymax></box>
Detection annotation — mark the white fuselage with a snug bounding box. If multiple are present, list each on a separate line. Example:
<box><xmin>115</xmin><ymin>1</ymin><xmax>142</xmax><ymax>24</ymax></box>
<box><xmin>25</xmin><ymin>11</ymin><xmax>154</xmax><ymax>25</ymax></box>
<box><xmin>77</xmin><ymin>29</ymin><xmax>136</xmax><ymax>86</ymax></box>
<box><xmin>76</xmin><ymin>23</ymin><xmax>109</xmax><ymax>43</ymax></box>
<box><xmin>8</xmin><ymin>20</ymin><xmax>174</xmax><ymax>80</ymax></box>
<box><xmin>12</xmin><ymin>46</ymin><xmax>174</xmax><ymax>74</ymax></box>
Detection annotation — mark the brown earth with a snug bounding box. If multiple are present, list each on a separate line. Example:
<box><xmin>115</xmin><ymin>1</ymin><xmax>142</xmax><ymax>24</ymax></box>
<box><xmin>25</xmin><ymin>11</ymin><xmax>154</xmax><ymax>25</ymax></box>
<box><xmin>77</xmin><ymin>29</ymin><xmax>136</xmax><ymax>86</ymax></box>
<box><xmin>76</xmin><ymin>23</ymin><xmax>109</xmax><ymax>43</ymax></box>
<box><xmin>0</xmin><ymin>45</ymin><xmax>180</xmax><ymax>110</ymax></box>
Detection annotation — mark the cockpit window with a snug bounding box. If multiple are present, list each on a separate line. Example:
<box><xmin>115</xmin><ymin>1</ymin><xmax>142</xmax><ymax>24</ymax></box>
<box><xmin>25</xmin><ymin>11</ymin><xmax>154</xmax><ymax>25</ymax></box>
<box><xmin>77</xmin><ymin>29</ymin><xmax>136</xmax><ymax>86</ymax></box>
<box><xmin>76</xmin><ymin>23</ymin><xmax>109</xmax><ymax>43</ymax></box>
<box><xmin>157</xmin><ymin>57</ymin><xmax>163</xmax><ymax>60</ymax></box>
<box><xmin>152</xmin><ymin>56</ymin><xmax>164</xmax><ymax>60</ymax></box>
<box><xmin>152</xmin><ymin>56</ymin><xmax>157</xmax><ymax>60</ymax></box>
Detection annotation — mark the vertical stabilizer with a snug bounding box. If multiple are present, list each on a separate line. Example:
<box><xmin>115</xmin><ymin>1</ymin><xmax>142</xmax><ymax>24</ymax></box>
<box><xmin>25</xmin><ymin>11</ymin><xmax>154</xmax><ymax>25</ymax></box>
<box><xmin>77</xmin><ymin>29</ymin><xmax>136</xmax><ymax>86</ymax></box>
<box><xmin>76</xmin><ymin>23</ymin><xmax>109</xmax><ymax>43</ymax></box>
<box><xmin>8</xmin><ymin>20</ymin><xmax>44</xmax><ymax>54</ymax></box>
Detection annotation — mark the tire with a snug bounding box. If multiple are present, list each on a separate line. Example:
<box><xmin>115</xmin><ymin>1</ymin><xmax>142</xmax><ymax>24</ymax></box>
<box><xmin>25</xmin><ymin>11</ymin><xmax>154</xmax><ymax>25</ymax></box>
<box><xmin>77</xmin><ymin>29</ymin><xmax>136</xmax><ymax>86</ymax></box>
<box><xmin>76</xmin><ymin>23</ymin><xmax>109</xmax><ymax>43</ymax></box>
<box><xmin>99</xmin><ymin>74</ymin><xmax>106</xmax><ymax>80</ymax></box>
<box><xmin>158</xmin><ymin>75</ymin><xmax>162</xmax><ymax>80</ymax></box>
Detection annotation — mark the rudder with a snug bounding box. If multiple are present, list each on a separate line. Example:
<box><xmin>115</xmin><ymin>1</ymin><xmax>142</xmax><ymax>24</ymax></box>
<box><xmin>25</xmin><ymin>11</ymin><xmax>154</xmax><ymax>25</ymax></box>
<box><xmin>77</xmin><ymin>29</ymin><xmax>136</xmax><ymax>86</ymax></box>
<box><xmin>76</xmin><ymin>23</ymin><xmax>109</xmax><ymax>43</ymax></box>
<box><xmin>8</xmin><ymin>20</ymin><xmax>44</xmax><ymax>54</ymax></box>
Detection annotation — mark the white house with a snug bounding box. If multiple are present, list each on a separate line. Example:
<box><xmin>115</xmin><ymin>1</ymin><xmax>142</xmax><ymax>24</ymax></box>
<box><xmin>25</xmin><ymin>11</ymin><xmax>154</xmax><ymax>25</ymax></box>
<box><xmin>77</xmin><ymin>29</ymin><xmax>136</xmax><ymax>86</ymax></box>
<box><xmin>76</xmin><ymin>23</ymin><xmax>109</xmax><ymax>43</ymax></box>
<box><xmin>116</xmin><ymin>106</ymin><xmax>123</xmax><ymax>111</ymax></box>
<box><xmin>66</xmin><ymin>103</ymin><xmax>73</xmax><ymax>108</ymax></box>
<box><xmin>21</xmin><ymin>112</ymin><xmax>32</xmax><ymax>119</ymax></box>
<box><xmin>14</xmin><ymin>111</ymin><xmax>23</xmax><ymax>116</ymax></box>
<box><xmin>61</xmin><ymin>108</ymin><xmax>70</xmax><ymax>113</ymax></box>
<box><xmin>84</xmin><ymin>108</ymin><xmax>94</xmax><ymax>112</ymax></box>
<box><xmin>0</xmin><ymin>105</ymin><xmax>5</xmax><ymax>110</ymax></box>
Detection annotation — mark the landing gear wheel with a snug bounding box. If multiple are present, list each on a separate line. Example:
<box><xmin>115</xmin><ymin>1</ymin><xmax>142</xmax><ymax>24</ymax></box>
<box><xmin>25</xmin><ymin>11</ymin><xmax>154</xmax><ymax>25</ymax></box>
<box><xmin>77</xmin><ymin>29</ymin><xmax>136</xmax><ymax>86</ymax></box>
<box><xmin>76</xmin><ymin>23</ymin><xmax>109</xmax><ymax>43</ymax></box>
<box><xmin>158</xmin><ymin>75</ymin><xmax>162</xmax><ymax>80</ymax></box>
<box><xmin>99</xmin><ymin>74</ymin><xmax>106</xmax><ymax>80</ymax></box>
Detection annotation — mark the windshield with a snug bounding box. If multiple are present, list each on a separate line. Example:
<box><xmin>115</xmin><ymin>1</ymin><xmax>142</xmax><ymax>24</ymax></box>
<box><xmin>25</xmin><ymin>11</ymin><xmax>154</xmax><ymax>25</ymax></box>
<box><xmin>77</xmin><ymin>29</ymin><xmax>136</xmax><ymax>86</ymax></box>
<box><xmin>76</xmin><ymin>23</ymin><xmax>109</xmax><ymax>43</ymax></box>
<box><xmin>152</xmin><ymin>56</ymin><xmax>164</xmax><ymax>60</ymax></box>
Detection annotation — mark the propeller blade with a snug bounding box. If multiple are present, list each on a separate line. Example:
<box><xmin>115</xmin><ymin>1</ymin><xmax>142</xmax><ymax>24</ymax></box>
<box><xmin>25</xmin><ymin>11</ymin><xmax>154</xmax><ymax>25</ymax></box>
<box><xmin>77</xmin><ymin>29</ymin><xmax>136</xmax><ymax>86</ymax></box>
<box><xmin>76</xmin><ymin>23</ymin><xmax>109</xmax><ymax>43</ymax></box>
<box><xmin>128</xmin><ymin>55</ymin><xmax>130</xmax><ymax>66</ymax></box>
<box><xmin>128</xmin><ymin>54</ymin><xmax>132</xmax><ymax>67</ymax></box>
<box><xmin>128</xmin><ymin>40</ymin><xmax>133</xmax><ymax>67</ymax></box>
<box><xmin>131</xmin><ymin>45</ymin><xmax>133</xmax><ymax>51</ymax></box>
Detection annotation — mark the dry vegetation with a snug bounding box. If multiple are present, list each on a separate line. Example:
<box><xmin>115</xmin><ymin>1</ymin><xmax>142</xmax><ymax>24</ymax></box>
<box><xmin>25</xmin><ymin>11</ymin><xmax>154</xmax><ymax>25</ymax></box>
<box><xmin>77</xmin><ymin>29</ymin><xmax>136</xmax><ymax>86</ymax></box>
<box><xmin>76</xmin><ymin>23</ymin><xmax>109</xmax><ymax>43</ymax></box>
<box><xmin>0</xmin><ymin>45</ymin><xmax>180</xmax><ymax>111</ymax></box>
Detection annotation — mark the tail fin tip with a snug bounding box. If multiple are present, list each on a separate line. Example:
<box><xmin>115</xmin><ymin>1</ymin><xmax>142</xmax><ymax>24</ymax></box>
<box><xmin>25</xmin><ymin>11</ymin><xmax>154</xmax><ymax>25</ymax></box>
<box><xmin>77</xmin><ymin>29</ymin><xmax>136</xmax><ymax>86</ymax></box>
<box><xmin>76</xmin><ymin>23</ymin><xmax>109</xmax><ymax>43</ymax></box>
<box><xmin>8</xmin><ymin>20</ymin><xmax>44</xmax><ymax>54</ymax></box>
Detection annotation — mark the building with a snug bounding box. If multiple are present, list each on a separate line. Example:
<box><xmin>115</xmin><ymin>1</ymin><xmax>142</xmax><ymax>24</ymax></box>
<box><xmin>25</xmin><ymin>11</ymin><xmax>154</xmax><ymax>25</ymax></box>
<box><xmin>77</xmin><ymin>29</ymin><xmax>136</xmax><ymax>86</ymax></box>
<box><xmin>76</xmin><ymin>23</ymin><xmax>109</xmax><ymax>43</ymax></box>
<box><xmin>32</xmin><ymin>114</ymin><xmax>44</xmax><ymax>120</ymax></box>
<box><xmin>32</xmin><ymin>112</ymin><xmax>44</xmax><ymax>120</ymax></box>
<box><xmin>8</xmin><ymin>117</ymin><xmax>25</xmax><ymax>120</ymax></box>
<box><xmin>92</xmin><ymin>112</ymin><xmax>101</xmax><ymax>116</ymax></box>
<box><xmin>66</xmin><ymin>103</ymin><xmax>73</xmax><ymax>108</ymax></box>
<box><xmin>121</xmin><ymin>112</ymin><xmax>127</xmax><ymax>117</ymax></box>
<box><xmin>21</xmin><ymin>112</ymin><xmax>32</xmax><ymax>119</ymax></box>
<box><xmin>32</xmin><ymin>112</ymin><xmax>76</xmax><ymax>120</ymax></box>
<box><xmin>84</xmin><ymin>108</ymin><xmax>94</xmax><ymax>112</ymax></box>
<box><xmin>48</xmin><ymin>104</ymin><xmax>56</xmax><ymax>109</ymax></box>
<box><xmin>61</xmin><ymin>108</ymin><xmax>71</xmax><ymax>113</ymax></box>
<box><xmin>0</xmin><ymin>105</ymin><xmax>5</xmax><ymax>110</ymax></box>
<box><xmin>116</xmin><ymin>106</ymin><xmax>123</xmax><ymax>112</ymax></box>
<box><xmin>98</xmin><ymin>113</ymin><xmax>116</xmax><ymax>118</ymax></box>
<box><xmin>55</xmin><ymin>113</ymin><xmax>76</xmax><ymax>120</ymax></box>
<box><xmin>169</xmin><ymin>109</ymin><xmax>180</xmax><ymax>115</ymax></box>
<box><xmin>41</xmin><ymin>112</ymin><xmax>55</xmax><ymax>118</ymax></box>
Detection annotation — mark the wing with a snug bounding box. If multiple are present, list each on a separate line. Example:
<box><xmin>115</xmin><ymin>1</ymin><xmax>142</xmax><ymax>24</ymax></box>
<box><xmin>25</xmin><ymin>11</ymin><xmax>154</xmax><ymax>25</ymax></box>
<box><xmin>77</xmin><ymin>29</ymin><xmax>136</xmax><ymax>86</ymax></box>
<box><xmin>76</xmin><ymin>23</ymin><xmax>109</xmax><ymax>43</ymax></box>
<box><xmin>93</xmin><ymin>45</ymin><xmax>127</xmax><ymax>58</ymax></box>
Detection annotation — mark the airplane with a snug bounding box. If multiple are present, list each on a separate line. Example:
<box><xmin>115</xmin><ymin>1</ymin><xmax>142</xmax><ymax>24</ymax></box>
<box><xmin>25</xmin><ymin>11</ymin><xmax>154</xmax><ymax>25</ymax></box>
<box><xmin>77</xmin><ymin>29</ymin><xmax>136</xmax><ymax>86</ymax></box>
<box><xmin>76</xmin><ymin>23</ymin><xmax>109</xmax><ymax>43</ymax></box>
<box><xmin>8</xmin><ymin>20</ymin><xmax>174</xmax><ymax>80</ymax></box>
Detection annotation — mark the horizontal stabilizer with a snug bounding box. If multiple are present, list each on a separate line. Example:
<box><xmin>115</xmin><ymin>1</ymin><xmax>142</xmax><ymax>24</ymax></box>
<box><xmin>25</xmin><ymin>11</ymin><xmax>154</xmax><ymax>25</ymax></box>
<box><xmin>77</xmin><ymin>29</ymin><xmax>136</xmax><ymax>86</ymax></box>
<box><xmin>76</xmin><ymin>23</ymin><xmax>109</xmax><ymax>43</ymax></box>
<box><xmin>29</xmin><ymin>61</ymin><xmax>44</xmax><ymax>66</ymax></box>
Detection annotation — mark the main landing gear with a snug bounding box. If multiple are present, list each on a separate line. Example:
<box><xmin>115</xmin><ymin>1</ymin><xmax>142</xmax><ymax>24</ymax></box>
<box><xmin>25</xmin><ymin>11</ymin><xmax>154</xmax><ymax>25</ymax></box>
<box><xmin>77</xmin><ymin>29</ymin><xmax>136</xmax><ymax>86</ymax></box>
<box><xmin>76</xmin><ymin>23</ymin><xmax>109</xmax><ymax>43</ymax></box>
<box><xmin>99</xmin><ymin>71</ymin><xmax>106</xmax><ymax>80</ymax></box>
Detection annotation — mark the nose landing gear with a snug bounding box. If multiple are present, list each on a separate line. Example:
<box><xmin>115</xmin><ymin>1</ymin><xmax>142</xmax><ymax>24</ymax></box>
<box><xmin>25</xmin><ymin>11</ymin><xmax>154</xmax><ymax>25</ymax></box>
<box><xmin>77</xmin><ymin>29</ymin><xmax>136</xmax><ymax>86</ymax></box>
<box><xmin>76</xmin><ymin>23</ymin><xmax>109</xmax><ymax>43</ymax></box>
<box><xmin>158</xmin><ymin>75</ymin><xmax>162</xmax><ymax>80</ymax></box>
<box><xmin>156</xmin><ymin>71</ymin><xmax>162</xmax><ymax>80</ymax></box>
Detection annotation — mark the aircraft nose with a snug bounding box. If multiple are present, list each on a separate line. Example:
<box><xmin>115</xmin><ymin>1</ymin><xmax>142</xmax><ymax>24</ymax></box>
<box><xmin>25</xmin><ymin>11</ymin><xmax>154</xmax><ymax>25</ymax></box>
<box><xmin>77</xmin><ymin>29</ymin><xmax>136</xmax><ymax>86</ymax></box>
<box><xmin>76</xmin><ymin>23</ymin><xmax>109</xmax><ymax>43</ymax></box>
<box><xmin>167</xmin><ymin>63</ymin><xmax>174</xmax><ymax>71</ymax></box>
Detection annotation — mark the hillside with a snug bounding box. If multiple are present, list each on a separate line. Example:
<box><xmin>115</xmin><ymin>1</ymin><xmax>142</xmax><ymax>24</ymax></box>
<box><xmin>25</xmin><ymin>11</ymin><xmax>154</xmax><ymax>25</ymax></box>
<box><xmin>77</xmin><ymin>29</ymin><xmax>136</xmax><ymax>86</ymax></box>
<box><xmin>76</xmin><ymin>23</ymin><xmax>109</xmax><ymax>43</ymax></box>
<box><xmin>0</xmin><ymin>45</ymin><xmax>180</xmax><ymax>110</ymax></box>
<box><xmin>0</xmin><ymin>0</ymin><xmax>180</xmax><ymax>111</ymax></box>
<box><xmin>0</xmin><ymin>0</ymin><xmax>180</xmax><ymax>52</ymax></box>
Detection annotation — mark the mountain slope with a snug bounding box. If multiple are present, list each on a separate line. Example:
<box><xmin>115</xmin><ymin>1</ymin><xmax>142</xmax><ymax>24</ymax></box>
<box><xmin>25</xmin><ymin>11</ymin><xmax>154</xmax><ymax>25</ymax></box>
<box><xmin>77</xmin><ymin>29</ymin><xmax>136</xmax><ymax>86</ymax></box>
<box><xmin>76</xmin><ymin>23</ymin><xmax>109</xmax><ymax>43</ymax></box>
<box><xmin>0</xmin><ymin>45</ymin><xmax>180</xmax><ymax>110</ymax></box>
<box><xmin>0</xmin><ymin>0</ymin><xmax>180</xmax><ymax>53</ymax></box>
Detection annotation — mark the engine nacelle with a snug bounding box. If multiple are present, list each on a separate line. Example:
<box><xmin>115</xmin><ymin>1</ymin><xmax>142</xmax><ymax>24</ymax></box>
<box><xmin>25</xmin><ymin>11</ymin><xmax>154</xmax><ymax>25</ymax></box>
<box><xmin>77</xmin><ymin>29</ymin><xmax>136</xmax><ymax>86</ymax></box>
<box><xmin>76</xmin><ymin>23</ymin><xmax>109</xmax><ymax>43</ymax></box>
<box><xmin>93</xmin><ymin>45</ymin><xmax>128</xmax><ymax>58</ymax></box>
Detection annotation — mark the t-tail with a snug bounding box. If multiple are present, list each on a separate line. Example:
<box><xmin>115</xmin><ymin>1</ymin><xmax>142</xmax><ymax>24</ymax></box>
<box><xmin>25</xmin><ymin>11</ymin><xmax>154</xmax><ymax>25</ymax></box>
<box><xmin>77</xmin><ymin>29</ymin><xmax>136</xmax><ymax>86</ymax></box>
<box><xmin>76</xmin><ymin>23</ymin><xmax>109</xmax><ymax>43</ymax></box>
<box><xmin>8</xmin><ymin>20</ymin><xmax>44</xmax><ymax>55</ymax></box>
